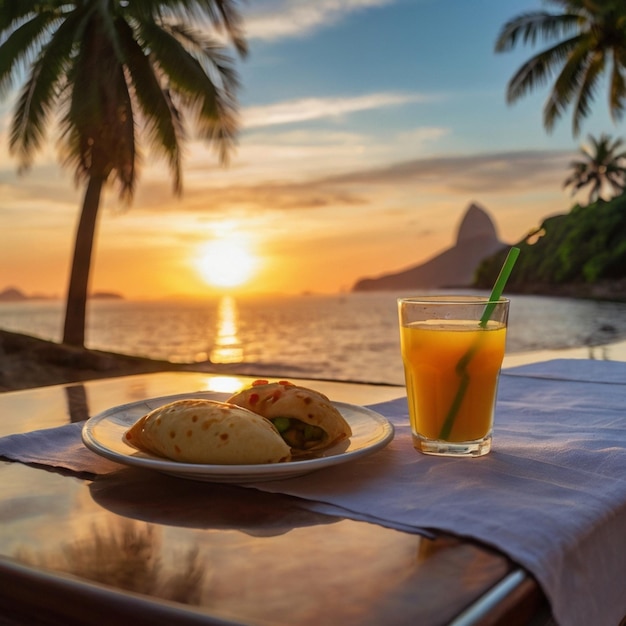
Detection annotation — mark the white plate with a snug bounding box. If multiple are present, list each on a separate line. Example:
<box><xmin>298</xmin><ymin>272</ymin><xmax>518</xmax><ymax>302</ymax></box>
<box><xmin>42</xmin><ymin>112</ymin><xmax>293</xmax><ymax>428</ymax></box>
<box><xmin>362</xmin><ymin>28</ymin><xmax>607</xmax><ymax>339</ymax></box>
<box><xmin>82</xmin><ymin>391</ymin><xmax>394</xmax><ymax>483</ymax></box>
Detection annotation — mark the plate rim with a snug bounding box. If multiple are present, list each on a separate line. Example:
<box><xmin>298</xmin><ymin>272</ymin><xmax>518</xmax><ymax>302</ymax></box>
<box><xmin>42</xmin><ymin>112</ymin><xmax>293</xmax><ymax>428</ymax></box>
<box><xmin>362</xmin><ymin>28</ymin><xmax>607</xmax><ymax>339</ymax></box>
<box><xmin>82</xmin><ymin>390</ymin><xmax>394</xmax><ymax>479</ymax></box>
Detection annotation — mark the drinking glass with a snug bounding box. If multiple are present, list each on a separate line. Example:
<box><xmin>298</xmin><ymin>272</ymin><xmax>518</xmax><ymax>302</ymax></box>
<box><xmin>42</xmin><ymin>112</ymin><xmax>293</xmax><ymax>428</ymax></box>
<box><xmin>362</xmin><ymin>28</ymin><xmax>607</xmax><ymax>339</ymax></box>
<box><xmin>398</xmin><ymin>296</ymin><xmax>509</xmax><ymax>457</ymax></box>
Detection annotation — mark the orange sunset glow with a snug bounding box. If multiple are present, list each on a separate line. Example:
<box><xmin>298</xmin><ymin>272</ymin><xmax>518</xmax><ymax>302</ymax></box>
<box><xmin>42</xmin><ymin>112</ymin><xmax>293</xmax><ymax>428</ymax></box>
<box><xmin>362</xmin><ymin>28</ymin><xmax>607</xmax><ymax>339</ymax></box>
<box><xmin>0</xmin><ymin>1</ymin><xmax>614</xmax><ymax>302</ymax></box>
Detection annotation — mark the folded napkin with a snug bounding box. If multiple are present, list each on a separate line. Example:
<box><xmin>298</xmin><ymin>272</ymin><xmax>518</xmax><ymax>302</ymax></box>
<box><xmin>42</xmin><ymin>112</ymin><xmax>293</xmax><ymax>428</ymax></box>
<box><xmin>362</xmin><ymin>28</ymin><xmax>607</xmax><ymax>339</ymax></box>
<box><xmin>0</xmin><ymin>421</ymin><xmax>124</xmax><ymax>475</ymax></box>
<box><xmin>250</xmin><ymin>359</ymin><xmax>626</xmax><ymax>626</ymax></box>
<box><xmin>1</xmin><ymin>358</ymin><xmax>625</xmax><ymax>626</ymax></box>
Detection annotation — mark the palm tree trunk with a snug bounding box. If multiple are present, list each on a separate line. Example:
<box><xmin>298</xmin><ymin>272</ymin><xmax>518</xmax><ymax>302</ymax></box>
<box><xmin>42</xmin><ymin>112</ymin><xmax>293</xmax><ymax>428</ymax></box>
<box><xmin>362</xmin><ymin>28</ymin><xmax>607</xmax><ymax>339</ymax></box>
<box><xmin>62</xmin><ymin>175</ymin><xmax>105</xmax><ymax>347</ymax></box>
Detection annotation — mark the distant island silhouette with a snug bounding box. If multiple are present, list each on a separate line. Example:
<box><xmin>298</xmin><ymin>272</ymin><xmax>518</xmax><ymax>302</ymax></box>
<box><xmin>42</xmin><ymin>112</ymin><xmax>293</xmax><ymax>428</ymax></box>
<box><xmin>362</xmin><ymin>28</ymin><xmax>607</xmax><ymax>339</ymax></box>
<box><xmin>352</xmin><ymin>203</ymin><xmax>507</xmax><ymax>291</ymax></box>
<box><xmin>0</xmin><ymin>287</ymin><xmax>124</xmax><ymax>302</ymax></box>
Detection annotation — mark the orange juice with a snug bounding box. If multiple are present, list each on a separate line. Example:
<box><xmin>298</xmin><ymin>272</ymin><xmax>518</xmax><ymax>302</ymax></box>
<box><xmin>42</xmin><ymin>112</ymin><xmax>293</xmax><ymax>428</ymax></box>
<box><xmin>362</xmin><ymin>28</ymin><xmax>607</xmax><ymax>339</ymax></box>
<box><xmin>400</xmin><ymin>319</ymin><xmax>506</xmax><ymax>444</ymax></box>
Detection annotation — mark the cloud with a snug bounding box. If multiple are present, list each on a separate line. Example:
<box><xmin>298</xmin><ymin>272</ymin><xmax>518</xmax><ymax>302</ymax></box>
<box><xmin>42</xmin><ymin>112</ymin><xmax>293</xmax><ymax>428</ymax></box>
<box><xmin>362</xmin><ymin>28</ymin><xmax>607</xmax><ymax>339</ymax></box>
<box><xmin>131</xmin><ymin>148</ymin><xmax>574</xmax><ymax>217</ymax></box>
<box><xmin>242</xmin><ymin>92</ymin><xmax>434</xmax><ymax>129</ymax></box>
<box><xmin>325</xmin><ymin>149</ymin><xmax>574</xmax><ymax>193</ymax></box>
<box><xmin>243</xmin><ymin>0</ymin><xmax>395</xmax><ymax>41</ymax></box>
<box><xmin>134</xmin><ymin>176</ymin><xmax>368</xmax><ymax>214</ymax></box>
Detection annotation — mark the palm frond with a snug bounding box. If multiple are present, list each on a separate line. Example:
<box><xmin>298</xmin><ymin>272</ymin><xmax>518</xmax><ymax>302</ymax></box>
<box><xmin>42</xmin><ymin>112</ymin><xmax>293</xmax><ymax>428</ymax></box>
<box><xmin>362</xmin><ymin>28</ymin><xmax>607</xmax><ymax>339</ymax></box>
<box><xmin>0</xmin><ymin>0</ymin><xmax>57</xmax><ymax>32</ymax></box>
<box><xmin>571</xmin><ymin>54</ymin><xmax>605</xmax><ymax>135</ymax></box>
<box><xmin>60</xmin><ymin>18</ymin><xmax>137</xmax><ymax>199</ymax></box>
<box><xmin>608</xmin><ymin>54</ymin><xmax>626</xmax><ymax>123</ymax></box>
<box><xmin>122</xmin><ymin>0</ymin><xmax>247</xmax><ymax>56</ymax></box>
<box><xmin>506</xmin><ymin>35</ymin><xmax>581</xmax><ymax>104</ymax></box>
<box><xmin>8</xmin><ymin>11</ymin><xmax>82</xmax><ymax>168</ymax></box>
<box><xmin>116</xmin><ymin>18</ymin><xmax>183</xmax><ymax>194</ymax></box>
<box><xmin>139</xmin><ymin>19</ymin><xmax>239</xmax><ymax>162</ymax></box>
<box><xmin>0</xmin><ymin>11</ymin><xmax>60</xmax><ymax>97</ymax></box>
<box><xmin>495</xmin><ymin>11</ymin><xmax>581</xmax><ymax>52</ymax></box>
<box><xmin>3</xmin><ymin>0</ymin><xmax>245</xmax><ymax>191</ymax></box>
<box><xmin>542</xmin><ymin>35</ymin><xmax>597</xmax><ymax>132</ymax></box>
<box><xmin>497</xmin><ymin>1</ymin><xmax>626</xmax><ymax>136</ymax></box>
<box><xmin>164</xmin><ymin>0</ymin><xmax>247</xmax><ymax>56</ymax></box>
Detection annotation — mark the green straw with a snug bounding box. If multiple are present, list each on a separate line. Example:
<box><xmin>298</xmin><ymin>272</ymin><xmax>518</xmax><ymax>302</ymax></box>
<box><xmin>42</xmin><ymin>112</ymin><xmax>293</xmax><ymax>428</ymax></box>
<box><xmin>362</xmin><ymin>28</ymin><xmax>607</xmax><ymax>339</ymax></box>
<box><xmin>479</xmin><ymin>247</ymin><xmax>520</xmax><ymax>327</ymax></box>
<box><xmin>438</xmin><ymin>246</ymin><xmax>520</xmax><ymax>441</ymax></box>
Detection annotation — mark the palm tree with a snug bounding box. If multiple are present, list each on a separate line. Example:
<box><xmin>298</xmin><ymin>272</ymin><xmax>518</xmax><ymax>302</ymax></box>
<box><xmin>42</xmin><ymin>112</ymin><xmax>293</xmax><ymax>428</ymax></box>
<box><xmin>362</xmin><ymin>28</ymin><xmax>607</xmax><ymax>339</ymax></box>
<box><xmin>563</xmin><ymin>133</ymin><xmax>626</xmax><ymax>203</ymax></box>
<box><xmin>0</xmin><ymin>0</ymin><xmax>246</xmax><ymax>347</ymax></box>
<box><xmin>495</xmin><ymin>0</ymin><xmax>626</xmax><ymax>136</ymax></box>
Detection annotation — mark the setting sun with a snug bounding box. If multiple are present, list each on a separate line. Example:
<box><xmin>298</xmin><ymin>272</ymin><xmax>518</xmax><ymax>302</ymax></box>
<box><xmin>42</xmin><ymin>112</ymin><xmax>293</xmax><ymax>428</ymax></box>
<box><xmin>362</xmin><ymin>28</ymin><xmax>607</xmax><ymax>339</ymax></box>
<box><xmin>196</xmin><ymin>240</ymin><xmax>257</xmax><ymax>288</ymax></box>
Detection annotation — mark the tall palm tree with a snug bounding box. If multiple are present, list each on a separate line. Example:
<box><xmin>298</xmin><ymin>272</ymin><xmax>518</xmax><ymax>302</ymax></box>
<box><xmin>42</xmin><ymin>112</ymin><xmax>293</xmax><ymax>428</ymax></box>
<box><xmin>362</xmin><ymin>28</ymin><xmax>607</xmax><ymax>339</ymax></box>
<box><xmin>563</xmin><ymin>133</ymin><xmax>626</xmax><ymax>203</ymax></box>
<box><xmin>0</xmin><ymin>0</ymin><xmax>246</xmax><ymax>347</ymax></box>
<box><xmin>495</xmin><ymin>0</ymin><xmax>626</xmax><ymax>136</ymax></box>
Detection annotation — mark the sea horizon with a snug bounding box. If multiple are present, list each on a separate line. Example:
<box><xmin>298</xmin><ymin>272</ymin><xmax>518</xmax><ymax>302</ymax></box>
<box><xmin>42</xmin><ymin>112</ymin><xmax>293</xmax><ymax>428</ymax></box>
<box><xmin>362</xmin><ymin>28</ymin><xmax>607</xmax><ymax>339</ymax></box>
<box><xmin>2</xmin><ymin>291</ymin><xmax>626</xmax><ymax>386</ymax></box>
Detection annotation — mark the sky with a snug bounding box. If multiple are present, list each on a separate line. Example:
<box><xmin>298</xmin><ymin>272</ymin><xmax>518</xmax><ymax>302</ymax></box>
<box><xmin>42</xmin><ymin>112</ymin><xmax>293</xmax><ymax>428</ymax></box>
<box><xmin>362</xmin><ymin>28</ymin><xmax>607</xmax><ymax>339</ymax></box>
<box><xmin>0</xmin><ymin>0</ymin><xmax>620</xmax><ymax>299</ymax></box>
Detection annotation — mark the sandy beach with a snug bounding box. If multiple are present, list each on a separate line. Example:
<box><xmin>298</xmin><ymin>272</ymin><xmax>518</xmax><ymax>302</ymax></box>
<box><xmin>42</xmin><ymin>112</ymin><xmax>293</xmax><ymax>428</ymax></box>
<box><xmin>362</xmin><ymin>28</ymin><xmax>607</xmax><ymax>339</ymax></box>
<box><xmin>0</xmin><ymin>329</ymin><xmax>190</xmax><ymax>392</ymax></box>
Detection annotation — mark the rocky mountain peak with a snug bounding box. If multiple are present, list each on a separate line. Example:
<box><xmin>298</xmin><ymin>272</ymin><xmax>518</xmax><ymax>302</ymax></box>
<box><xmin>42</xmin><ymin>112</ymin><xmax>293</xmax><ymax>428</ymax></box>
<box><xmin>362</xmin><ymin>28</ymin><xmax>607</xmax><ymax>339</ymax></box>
<box><xmin>352</xmin><ymin>202</ymin><xmax>506</xmax><ymax>291</ymax></box>
<box><xmin>456</xmin><ymin>202</ymin><xmax>499</xmax><ymax>244</ymax></box>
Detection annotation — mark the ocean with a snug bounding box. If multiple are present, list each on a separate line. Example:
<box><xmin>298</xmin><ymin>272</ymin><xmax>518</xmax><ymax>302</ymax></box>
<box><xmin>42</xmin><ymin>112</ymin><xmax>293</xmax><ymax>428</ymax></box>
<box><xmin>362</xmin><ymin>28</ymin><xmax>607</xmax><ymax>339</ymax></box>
<box><xmin>1</xmin><ymin>291</ymin><xmax>626</xmax><ymax>385</ymax></box>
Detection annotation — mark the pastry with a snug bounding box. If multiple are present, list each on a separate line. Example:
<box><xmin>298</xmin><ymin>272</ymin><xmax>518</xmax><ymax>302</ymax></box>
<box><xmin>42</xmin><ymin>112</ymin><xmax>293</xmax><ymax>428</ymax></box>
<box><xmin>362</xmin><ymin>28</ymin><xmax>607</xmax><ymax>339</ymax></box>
<box><xmin>124</xmin><ymin>398</ymin><xmax>291</xmax><ymax>464</ymax></box>
<box><xmin>226</xmin><ymin>380</ymin><xmax>352</xmax><ymax>455</ymax></box>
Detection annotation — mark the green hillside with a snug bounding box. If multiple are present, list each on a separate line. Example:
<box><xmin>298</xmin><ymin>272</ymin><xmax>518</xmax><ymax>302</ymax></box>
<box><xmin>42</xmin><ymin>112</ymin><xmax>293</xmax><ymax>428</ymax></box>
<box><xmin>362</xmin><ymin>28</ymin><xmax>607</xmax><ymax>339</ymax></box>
<box><xmin>474</xmin><ymin>193</ymin><xmax>626</xmax><ymax>299</ymax></box>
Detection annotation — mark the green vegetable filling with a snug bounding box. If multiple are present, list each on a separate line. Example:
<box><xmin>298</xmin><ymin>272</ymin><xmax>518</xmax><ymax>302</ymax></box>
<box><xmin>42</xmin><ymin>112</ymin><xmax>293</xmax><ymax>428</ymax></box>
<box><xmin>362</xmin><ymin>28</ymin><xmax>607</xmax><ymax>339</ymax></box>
<box><xmin>271</xmin><ymin>417</ymin><xmax>325</xmax><ymax>448</ymax></box>
<box><xmin>272</xmin><ymin>417</ymin><xmax>291</xmax><ymax>433</ymax></box>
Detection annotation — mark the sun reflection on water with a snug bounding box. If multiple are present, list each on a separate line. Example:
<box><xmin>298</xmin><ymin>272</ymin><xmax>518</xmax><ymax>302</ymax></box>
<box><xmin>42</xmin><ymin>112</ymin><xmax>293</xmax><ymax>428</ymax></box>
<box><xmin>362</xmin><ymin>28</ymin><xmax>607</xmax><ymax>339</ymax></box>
<box><xmin>210</xmin><ymin>295</ymin><xmax>244</xmax><ymax>364</ymax></box>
